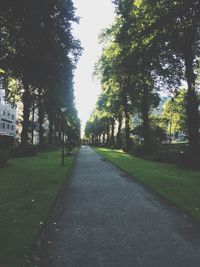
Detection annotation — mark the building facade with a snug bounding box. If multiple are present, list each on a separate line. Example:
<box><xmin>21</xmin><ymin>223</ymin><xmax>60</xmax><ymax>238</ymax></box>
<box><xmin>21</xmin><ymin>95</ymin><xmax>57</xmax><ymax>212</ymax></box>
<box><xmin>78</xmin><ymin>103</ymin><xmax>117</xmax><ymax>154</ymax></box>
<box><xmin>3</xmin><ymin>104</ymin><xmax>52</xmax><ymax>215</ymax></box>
<box><xmin>0</xmin><ymin>89</ymin><xmax>16</xmax><ymax>137</ymax></box>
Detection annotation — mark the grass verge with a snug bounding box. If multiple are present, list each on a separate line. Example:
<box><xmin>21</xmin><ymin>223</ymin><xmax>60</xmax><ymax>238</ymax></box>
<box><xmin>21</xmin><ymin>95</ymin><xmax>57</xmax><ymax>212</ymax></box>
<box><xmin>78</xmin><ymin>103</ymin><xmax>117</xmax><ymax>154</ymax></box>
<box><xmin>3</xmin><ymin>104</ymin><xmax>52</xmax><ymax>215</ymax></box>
<box><xmin>0</xmin><ymin>149</ymin><xmax>77</xmax><ymax>267</ymax></box>
<box><xmin>95</xmin><ymin>147</ymin><xmax>200</xmax><ymax>221</ymax></box>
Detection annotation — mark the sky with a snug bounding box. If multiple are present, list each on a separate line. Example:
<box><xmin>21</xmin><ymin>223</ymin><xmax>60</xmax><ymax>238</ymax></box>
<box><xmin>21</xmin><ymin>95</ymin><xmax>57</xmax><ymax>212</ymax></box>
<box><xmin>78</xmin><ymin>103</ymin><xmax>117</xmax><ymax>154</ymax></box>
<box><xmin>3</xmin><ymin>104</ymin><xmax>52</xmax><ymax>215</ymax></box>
<box><xmin>72</xmin><ymin>0</ymin><xmax>115</xmax><ymax>137</ymax></box>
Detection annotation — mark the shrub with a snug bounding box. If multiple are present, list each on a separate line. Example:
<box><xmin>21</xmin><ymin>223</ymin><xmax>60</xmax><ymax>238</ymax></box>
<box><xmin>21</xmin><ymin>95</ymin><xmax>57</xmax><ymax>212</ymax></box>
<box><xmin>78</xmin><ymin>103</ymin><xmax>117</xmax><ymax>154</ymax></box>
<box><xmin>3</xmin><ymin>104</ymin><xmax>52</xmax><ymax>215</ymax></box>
<box><xmin>0</xmin><ymin>149</ymin><xmax>9</xmax><ymax>168</ymax></box>
<box><xmin>179</xmin><ymin>150</ymin><xmax>200</xmax><ymax>169</ymax></box>
<box><xmin>152</xmin><ymin>126</ymin><xmax>167</xmax><ymax>143</ymax></box>
<box><xmin>130</xmin><ymin>144</ymin><xmax>146</xmax><ymax>156</ymax></box>
<box><xmin>0</xmin><ymin>135</ymin><xmax>15</xmax><ymax>151</ymax></box>
<box><xmin>111</xmin><ymin>144</ymin><xmax>121</xmax><ymax>149</ymax></box>
<box><xmin>130</xmin><ymin>140</ymin><xmax>159</xmax><ymax>157</ymax></box>
<box><xmin>152</xmin><ymin>150</ymin><xmax>182</xmax><ymax>164</ymax></box>
<box><xmin>0</xmin><ymin>136</ymin><xmax>14</xmax><ymax>167</ymax></box>
<box><xmin>37</xmin><ymin>143</ymin><xmax>59</xmax><ymax>151</ymax></box>
<box><xmin>11</xmin><ymin>144</ymin><xmax>37</xmax><ymax>158</ymax></box>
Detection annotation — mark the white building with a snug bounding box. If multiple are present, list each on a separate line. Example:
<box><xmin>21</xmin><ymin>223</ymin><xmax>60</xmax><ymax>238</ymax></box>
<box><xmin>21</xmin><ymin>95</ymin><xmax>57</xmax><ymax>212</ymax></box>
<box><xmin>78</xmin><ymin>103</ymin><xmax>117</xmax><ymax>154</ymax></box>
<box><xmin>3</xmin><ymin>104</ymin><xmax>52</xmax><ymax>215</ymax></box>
<box><xmin>0</xmin><ymin>89</ymin><xmax>16</xmax><ymax>137</ymax></box>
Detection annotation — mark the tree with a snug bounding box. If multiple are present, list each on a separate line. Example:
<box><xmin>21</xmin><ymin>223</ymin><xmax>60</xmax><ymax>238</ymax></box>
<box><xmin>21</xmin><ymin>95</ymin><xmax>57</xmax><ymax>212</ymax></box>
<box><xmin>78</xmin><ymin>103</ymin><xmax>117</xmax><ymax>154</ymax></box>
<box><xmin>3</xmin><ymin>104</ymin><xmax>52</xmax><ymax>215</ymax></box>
<box><xmin>95</xmin><ymin>38</ymin><xmax>133</xmax><ymax>150</ymax></box>
<box><xmin>0</xmin><ymin>1</ymin><xmax>82</xmax><ymax>145</ymax></box>
<box><xmin>129</xmin><ymin>0</ymin><xmax>200</xmax><ymax>154</ymax></box>
<box><xmin>97</xmin><ymin>2</ymin><xmax>162</xmax><ymax>152</ymax></box>
<box><xmin>162</xmin><ymin>89</ymin><xmax>188</xmax><ymax>136</ymax></box>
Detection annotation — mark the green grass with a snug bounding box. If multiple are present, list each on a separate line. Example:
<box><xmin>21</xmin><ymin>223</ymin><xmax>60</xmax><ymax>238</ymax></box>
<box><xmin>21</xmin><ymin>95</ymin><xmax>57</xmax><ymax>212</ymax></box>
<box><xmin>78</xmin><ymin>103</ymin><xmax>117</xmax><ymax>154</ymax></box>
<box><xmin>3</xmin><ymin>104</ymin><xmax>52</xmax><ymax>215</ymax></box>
<box><xmin>95</xmin><ymin>147</ymin><xmax>200</xmax><ymax>220</ymax></box>
<box><xmin>0</xmin><ymin>149</ymin><xmax>77</xmax><ymax>267</ymax></box>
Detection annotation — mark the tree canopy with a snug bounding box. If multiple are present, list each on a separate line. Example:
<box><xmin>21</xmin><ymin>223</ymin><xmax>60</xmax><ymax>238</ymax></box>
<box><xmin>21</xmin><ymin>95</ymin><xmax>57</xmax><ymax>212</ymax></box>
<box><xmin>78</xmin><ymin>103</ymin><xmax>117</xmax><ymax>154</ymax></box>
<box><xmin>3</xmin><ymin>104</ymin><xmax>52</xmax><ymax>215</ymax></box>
<box><xmin>85</xmin><ymin>0</ymin><xmax>200</xmax><ymax>159</ymax></box>
<box><xmin>0</xmin><ymin>0</ymin><xmax>82</xmax><ymax>146</ymax></box>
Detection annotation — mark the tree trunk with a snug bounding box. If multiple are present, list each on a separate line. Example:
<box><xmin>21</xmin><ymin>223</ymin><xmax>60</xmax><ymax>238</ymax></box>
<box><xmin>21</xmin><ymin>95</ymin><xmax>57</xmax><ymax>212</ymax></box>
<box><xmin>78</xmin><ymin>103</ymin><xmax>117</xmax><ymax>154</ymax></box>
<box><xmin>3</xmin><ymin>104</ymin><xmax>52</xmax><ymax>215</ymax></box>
<box><xmin>92</xmin><ymin>134</ymin><xmax>94</xmax><ymax>144</ymax></box>
<box><xmin>103</xmin><ymin>132</ymin><xmax>105</xmax><ymax>144</ymax></box>
<box><xmin>142</xmin><ymin>86</ymin><xmax>152</xmax><ymax>154</ymax></box>
<box><xmin>106</xmin><ymin>119</ymin><xmax>110</xmax><ymax>145</ymax></box>
<box><xmin>48</xmin><ymin>113</ymin><xmax>54</xmax><ymax>144</ymax></box>
<box><xmin>21</xmin><ymin>89</ymin><xmax>31</xmax><ymax>145</ymax></box>
<box><xmin>123</xmin><ymin>93</ymin><xmax>131</xmax><ymax>151</ymax></box>
<box><xmin>111</xmin><ymin>118</ymin><xmax>115</xmax><ymax>146</ymax></box>
<box><xmin>38</xmin><ymin>89</ymin><xmax>44</xmax><ymax>147</ymax></box>
<box><xmin>183</xmin><ymin>42</ymin><xmax>199</xmax><ymax>155</ymax></box>
<box><xmin>31</xmin><ymin>100</ymin><xmax>35</xmax><ymax>145</ymax></box>
<box><xmin>58</xmin><ymin>131</ymin><xmax>62</xmax><ymax>144</ymax></box>
<box><xmin>116</xmin><ymin>116</ymin><xmax>122</xmax><ymax>148</ymax></box>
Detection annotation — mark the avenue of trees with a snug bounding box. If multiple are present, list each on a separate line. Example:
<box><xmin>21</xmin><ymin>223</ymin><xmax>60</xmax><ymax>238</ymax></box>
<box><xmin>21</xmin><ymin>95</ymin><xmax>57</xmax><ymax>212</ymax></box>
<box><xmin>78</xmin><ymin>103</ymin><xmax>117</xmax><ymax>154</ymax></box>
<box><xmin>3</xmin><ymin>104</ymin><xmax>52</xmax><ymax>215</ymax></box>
<box><xmin>0</xmin><ymin>0</ymin><xmax>81</xmax><ymax>148</ymax></box>
<box><xmin>85</xmin><ymin>0</ymin><xmax>200</xmax><ymax>164</ymax></box>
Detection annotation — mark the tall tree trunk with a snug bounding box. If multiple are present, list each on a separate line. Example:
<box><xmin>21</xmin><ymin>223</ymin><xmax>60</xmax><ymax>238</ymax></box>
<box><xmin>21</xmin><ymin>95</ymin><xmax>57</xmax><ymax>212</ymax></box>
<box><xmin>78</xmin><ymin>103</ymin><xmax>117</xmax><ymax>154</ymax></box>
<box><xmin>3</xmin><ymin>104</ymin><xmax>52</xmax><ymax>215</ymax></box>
<box><xmin>106</xmin><ymin>119</ymin><xmax>110</xmax><ymax>145</ymax></box>
<box><xmin>142</xmin><ymin>86</ymin><xmax>152</xmax><ymax>153</ymax></box>
<box><xmin>111</xmin><ymin>118</ymin><xmax>115</xmax><ymax>146</ymax></box>
<box><xmin>116</xmin><ymin>116</ymin><xmax>122</xmax><ymax>148</ymax></box>
<box><xmin>31</xmin><ymin>99</ymin><xmax>35</xmax><ymax>145</ymax></box>
<box><xmin>92</xmin><ymin>134</ymin><xmax>94</xmax><ymax>144</ymax></box>
<box><xmin>21</xmin><ymin>88</ymin><xmax>31</xmax><ymax>145</ymax></box>
<box><xmin>53</xmin><ymin>126</ymin><xmax>57</xmax><ymax>144</ymax></box>
<box><xmin>123</xmin><ymin>92</ymin><xmax>131</xmax><ymax>151</ymax></box>
<box><xmin>48</xmin><ymin>113</ymin><xmax>54</xmax><ymax>144</ymax></box>
<box><xmin>183</xmin><ymin>41</ymin><xmax>199</xmax><ymax>155</ymax></box>
<box><xmin>38</xmin><ymin>89</ymin><xmax>44</xmax><ymax>147</ymax></box>
<box><xmin>103</xmin><ymin>120</ymin><xmax>106</xmax><ymax>144</ymax></box>
<box><xmin>103</xmin><ymin>132</ymin><xmax>105</xmax><ymax>144</ymax></box>
<box><xmin>58</xmin><ymin>131</ymin><xmax>62</xmax><ymax>145</ymax></box>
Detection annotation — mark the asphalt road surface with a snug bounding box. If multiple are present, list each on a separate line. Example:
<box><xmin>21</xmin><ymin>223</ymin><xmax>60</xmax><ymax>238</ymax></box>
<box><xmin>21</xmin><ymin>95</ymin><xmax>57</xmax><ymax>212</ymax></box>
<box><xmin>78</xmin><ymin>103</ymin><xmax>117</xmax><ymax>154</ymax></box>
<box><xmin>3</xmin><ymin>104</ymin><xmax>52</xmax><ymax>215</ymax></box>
<box><xmin>39</xmin><ymin>146</ymin><xmax>200</xmax><ymax>267</ymax></box>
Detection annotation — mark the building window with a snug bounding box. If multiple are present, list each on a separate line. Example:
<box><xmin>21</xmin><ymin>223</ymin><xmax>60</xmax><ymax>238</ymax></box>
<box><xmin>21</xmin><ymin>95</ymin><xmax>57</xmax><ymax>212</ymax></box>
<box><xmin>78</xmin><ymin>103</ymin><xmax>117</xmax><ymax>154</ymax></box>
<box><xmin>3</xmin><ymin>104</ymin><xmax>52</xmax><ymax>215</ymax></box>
<box><xmin>3</xmin><ymin>111</ymin><xmax>5</xmax><ymax>116</ymax></box>
<box><xmin>12</xmin><ymin>114</ymin><xmax>14</xmax><ymax>120</ymax></box>
<box><xmin>7</xmin><ymin>124</ymin><xmax>9</xmax><ymax>129</ymax></box>
<box><xmin>8</xmin><ymin>112</ymin><xmax>10</xmax><ymax>117</ymax></box>
<box><xmin>2</xmin><ymin>122</ymin><xmax>5</xmax><ymax>128</ymax></box>
<box><xmin>11</xmin><ymin>125</ymin><xmax>14</xmax><ymax>130</ymax></box>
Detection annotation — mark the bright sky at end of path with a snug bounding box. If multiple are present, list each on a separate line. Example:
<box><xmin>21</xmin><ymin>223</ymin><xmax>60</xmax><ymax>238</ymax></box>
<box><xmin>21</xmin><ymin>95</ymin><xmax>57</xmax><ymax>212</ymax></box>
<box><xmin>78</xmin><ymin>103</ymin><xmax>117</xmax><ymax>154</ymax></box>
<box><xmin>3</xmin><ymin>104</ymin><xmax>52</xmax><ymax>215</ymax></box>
<box><xmin>73</xmin><ymin>0</ymin><xmax>115</xmax><ymax>137</ymax></box>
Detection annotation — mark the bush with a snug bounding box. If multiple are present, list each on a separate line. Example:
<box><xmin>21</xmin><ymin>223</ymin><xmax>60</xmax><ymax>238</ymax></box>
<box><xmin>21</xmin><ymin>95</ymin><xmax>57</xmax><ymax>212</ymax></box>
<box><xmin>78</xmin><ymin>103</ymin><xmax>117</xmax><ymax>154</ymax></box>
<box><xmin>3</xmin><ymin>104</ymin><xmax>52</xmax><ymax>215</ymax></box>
<box><xmin>11</xmin><ymin>144</ymin><xmax>37</xmax><ymax>158</ymax></box>
<box><xmin>37</xmin><ymin>143</ymin><xmax>59</xmax><ymax>151</ymax></box>
<box><xmin>130</xmin><ymin>144</ymin><xmax>146</xmax><ymax>156</ymax></box>
<box><xmin>130</xmin><ymin>140</ymin><xmax>159</xmax><ymax>156</ymax></box>
<box><xmin>111</xmin><ymin>144</ymin><xmax>121</xmax><ymax>149</ymax></box>
<box><xmin>160</xmin><ymin>143</ymin><xmax>188</xmax><ymax>152</ymax></box>
<box><xmin>152</xmin><ymin>150</ymin><xmax>182</xmax><ymax>164</ymax></box>
<box><xmin>0</xmin><ymin>149</ymin><xmax>9</xmax><ymax>168</ymax></box>
<box><xmin>0</xmin><ymin>135</ymin><xmax>15</xmax><ymax>151</ymax></box>
<box><xmin>179</xmin><ymin>150</ymin><xmax>200</xmax><ymax>169</ymax></box>
<box><xmin>0</xmin><ymin>136</ymin><xmax>15</xmax><ymax>167</ymax></box>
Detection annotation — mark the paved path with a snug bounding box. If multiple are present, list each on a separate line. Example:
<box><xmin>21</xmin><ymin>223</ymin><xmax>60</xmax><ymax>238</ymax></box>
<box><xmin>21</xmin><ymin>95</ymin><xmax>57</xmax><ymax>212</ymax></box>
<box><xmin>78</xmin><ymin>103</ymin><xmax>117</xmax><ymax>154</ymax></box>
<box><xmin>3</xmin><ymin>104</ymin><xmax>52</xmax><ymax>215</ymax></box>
<box><xmin>39</xmin><ymin>147</ymin><xmax>200</xmax><ymax>267</ymax></box>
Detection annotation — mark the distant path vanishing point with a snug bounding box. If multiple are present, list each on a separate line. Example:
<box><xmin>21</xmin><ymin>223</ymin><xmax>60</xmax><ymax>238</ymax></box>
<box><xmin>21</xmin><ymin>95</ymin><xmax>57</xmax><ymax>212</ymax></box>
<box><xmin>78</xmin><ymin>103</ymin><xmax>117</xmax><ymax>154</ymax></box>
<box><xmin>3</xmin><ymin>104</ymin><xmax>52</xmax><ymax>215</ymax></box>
<box><xmin>39</xmin><ymin>146</ymin><xmax>200</xmax><ymax>267</ymax></box>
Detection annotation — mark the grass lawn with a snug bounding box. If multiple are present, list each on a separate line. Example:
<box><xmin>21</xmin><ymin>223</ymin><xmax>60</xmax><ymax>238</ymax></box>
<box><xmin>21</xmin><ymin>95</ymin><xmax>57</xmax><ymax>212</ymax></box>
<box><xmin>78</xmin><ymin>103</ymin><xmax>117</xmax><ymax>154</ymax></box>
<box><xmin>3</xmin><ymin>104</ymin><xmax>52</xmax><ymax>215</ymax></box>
<box><xmin>95</xmin><ymin>147</ymin><xmax>200</xmax><ymax>221</ymax></box>
<box><xmin>0</xmin><ymin>149</ymin><xmax>77</xmax><ymax>267</ymax></box>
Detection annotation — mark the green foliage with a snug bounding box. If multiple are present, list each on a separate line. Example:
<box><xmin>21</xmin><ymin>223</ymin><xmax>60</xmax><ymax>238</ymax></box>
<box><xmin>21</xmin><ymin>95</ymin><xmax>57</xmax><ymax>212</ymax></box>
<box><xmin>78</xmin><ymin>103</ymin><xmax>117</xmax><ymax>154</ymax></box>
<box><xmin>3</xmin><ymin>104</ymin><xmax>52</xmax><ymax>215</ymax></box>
<box><xmin>11</xmin><ymin>144</ymin><xmax>37</xmax><ymax>158</ymax></box>
<box><xmin>0</xmin><ymin>136</ymin><xmax>15</xmax><ymax>167</ymax></box>
<box><xmin>152</xmin><ymin>125</ymin><xmax>167</xmax><ymax>143</ymax></box>
<box><xmin>152</xmin><ymin>150</ymin><xmax>182</xmax><ymax>164</ymax></box>
<box><xmin>133</xmin><ymin>122</ymin><xmax>167</xmax><ymax>144</ymax></box>
<box><xmin>89</xmin><ymin>0</ymin><xmax>200</xmax><ymax>156</ymax></box>
<box><xmin>162</xmin><ymin>89</ymin><xmax>188</xmax><ymax>134</ymax></box>
<box><xmin>0</xmin><ymin>0</ymin><xmax>82</xmax><ymax>145</ymax></box>
<box><xmin>0</xmin><ymin>135</ymin><xmax>14</xmax><ymax>151</ymax></box>
<box><xmin>0</xmin><ymin>149</ymin><xmax>9</xmax><ymax>168</ymax></box>
<box><xmin>180</xmin><ymin>149</ymin><xmax>200</xmax><ymax>169</ymax></box>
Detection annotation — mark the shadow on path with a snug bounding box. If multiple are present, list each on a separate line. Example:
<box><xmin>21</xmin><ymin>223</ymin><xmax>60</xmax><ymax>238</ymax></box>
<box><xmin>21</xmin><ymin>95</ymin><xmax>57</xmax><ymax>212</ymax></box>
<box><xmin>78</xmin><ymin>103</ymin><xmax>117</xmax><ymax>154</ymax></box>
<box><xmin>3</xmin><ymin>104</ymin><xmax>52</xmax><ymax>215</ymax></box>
<box><xmin>39</xmin><ymin>146</ymin><xmax>200</xmax><ymax>267</ymax></box>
